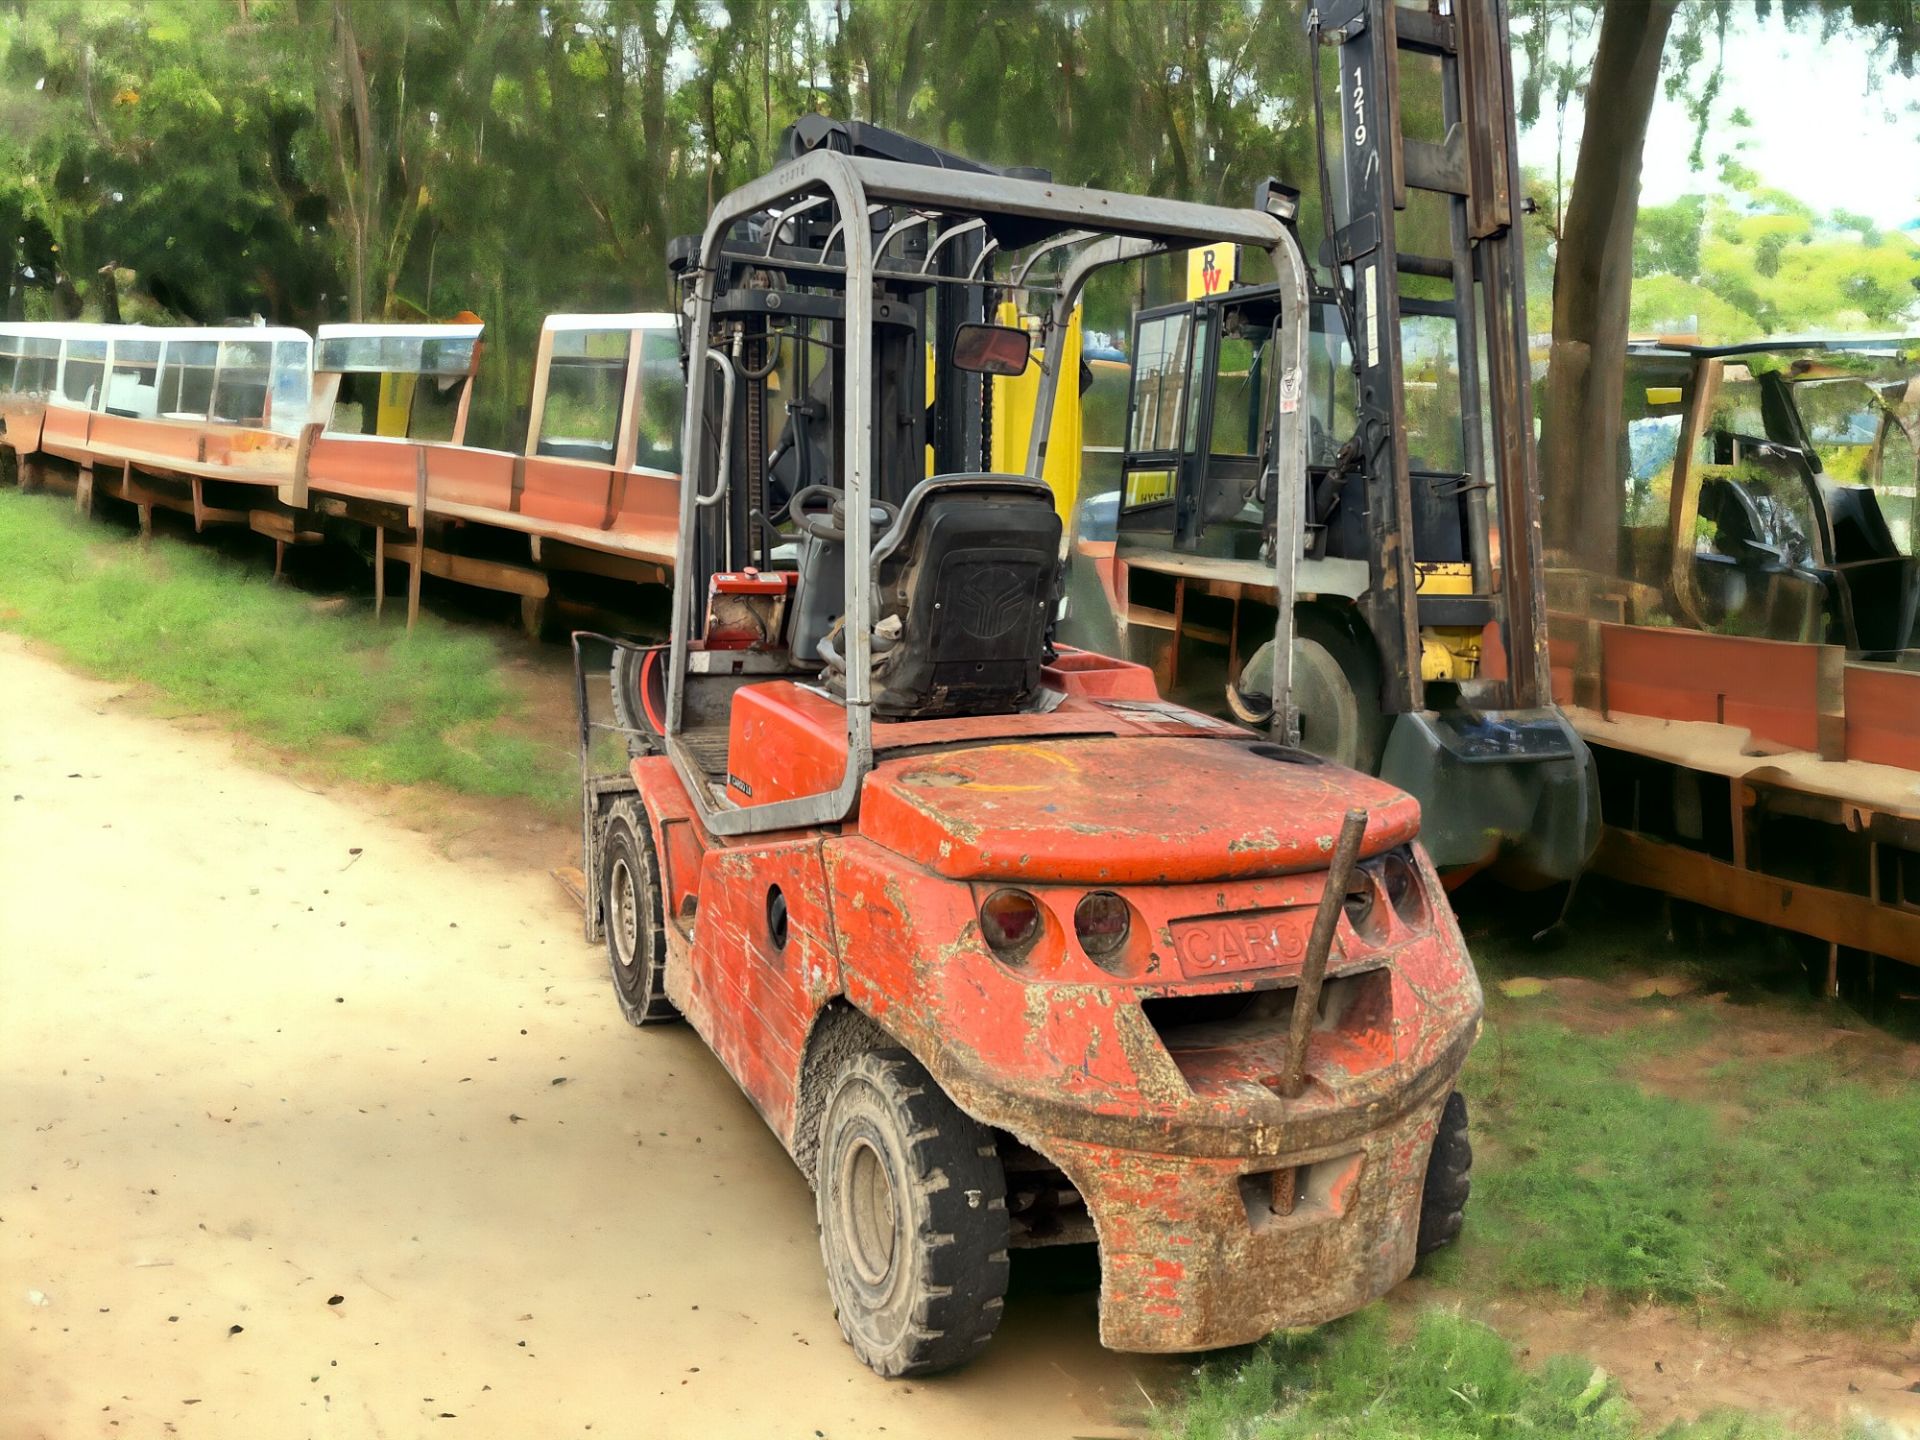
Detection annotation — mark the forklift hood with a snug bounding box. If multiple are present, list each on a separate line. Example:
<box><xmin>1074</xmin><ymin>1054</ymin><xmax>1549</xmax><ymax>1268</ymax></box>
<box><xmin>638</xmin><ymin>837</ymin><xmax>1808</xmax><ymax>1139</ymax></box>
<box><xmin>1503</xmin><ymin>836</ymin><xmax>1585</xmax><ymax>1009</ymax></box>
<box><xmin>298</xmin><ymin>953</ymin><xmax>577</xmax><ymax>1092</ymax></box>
<box><xmin>860</xmin><ymin>735</ymin><xmax>1421</xmax><ymax>884</ymax></box>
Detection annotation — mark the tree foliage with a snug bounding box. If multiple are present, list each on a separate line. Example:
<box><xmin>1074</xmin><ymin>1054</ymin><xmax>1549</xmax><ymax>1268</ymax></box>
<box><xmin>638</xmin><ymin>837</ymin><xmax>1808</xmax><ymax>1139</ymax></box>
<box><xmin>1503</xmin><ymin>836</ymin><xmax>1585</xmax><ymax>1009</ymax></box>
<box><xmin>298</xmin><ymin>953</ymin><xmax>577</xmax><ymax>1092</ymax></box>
<box><xmin>0</xmin><ymin>0</ymin><xmax>1323</xmax><ymax>447</ymax></box>
<box><xmin>1</xmin><ymin>0</ymin><xmax>1914</xmax><ymax>455</ymax></box>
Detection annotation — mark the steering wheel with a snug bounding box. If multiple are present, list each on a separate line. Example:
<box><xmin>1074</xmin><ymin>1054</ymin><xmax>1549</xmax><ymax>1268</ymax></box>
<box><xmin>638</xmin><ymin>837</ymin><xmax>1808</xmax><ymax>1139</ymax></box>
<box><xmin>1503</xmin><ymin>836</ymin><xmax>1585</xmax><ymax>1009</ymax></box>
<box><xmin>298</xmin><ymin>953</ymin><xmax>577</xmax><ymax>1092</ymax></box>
<box><xmin>789</xmin><ymin>483</ymin><xmax>900</xmax><ymax>544</ymax></box>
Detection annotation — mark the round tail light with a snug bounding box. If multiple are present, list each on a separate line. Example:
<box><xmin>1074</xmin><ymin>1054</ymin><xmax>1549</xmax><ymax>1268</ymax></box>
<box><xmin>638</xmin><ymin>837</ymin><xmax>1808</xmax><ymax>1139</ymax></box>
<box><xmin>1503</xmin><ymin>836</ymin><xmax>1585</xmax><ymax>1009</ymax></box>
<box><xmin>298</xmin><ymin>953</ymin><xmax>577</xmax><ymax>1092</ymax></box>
<box><xmin>980</xmin><ymin>888</ymin><xmax>1043</xmax><ymax>961</ymax></box>
<box><xmin>1073</xmin><ymin>891</ymin><xmax>1131</xmax><ymax>966</ymax></box>
<box><xmin>1381</xmin><ymin>851</ymin><xmax>1427</xmax><ymax>926</ymax></box>
<box><xmin>1344</xmin><ymin>874</ymin><xmax>1389</xmax><ymax>944</ymax></box>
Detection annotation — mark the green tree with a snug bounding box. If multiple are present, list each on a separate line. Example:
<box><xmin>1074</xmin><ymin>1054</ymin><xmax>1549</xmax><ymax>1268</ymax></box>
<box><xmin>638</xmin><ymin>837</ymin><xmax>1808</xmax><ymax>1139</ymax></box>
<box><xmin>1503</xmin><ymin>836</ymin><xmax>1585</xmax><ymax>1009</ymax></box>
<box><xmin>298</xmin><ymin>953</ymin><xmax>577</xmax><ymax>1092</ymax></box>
<box><xmin>1524</xmin><ymin>0</ymin><xmax>1920</xmax><ymax>572</ymax></box>
<box><xmin>1</xmin><ymin>0</ymin><xmax>330</xmax><ymax>324</ymax></box>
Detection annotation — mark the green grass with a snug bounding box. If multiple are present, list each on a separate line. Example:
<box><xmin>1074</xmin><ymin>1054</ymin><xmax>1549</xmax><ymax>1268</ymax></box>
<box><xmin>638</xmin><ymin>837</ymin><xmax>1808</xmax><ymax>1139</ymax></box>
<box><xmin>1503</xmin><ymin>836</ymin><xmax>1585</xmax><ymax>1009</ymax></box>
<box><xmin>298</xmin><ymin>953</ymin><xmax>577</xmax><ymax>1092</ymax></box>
<box><xmin>1157</xmin><ymin>1307</ymin><xmax>1824</xmax><ymax>1440</ymax></box>
<box><xmin>1427</xmin><ymin>901</ymin><xmax>1920</xmax><ymax>1332</ymax></box>
<box><xmin>0</xmin><ymin>489</ymin><xmax>576</xmax><ymax>813</ymax></box>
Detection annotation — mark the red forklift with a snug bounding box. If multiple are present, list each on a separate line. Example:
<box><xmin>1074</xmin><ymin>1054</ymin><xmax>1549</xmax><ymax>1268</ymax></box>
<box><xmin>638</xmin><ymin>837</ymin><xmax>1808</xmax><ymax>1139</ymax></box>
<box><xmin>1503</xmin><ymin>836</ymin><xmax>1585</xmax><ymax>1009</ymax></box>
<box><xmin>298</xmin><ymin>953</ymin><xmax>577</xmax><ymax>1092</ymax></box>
<box><xmin>573</xmin><ymin>122</ymin><xmax>1481</xmax><ymax>1375</ymax></box>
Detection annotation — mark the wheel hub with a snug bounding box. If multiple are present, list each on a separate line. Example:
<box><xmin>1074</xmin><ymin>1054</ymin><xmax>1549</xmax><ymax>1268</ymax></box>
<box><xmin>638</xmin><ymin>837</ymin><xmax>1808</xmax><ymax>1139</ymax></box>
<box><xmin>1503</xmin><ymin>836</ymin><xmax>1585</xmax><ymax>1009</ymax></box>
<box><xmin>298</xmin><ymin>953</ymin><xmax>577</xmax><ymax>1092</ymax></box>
<box><xmin>839</xmin><ymin>1136</ymin><xmax>899</xmax><ymax>1288</ymax></box>
<box><xmin>610</xmin><ymin>856</ymin><xmax>638</xmax><ymax>968</ymax></box>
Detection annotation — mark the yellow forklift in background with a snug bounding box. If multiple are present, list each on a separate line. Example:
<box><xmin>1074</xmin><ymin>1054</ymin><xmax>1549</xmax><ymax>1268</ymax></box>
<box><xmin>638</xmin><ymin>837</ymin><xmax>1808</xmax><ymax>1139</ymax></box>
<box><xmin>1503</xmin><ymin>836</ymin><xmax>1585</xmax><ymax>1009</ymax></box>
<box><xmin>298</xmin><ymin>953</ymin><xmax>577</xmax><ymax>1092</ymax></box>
<box><xmin>1056</xmin><ymin>0</ymin><xmax>1597</xmax><ymax>884</ymax></box>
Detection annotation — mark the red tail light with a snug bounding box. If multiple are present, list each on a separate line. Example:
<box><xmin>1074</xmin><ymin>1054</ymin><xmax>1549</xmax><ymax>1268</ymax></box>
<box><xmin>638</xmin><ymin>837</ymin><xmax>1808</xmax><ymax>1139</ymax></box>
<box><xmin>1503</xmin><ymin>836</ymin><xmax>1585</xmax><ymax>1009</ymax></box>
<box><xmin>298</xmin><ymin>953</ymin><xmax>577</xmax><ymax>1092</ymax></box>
<box><xmin>980</xmin><ymin>888</ymin><xmax>1043</xmax><ymax>961</ymax></box>
<box><xmin>1074</xmin><ymin>890</ymin><xmax>1132</xmax><ymax>965</ymax></box>
<box><xmin>1381</xmin><ymin>850</ymin><xmax>1427</xmax><ymax>927</ymax></box>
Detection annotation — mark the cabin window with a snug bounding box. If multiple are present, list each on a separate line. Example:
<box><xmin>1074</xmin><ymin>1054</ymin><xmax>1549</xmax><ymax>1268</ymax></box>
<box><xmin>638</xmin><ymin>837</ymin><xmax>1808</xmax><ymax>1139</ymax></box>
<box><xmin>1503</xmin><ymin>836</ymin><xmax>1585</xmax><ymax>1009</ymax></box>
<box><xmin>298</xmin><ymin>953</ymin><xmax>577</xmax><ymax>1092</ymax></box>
<box><xmin>1306</xmin><ymin>302</ymin><xmax>1356</xmax><ymax>467</ymax></box>
<box><xmin>405</xmin><ymin>372</ymin><xmax>463</xmax><ymax>442</ymax></box>
<box><xmin>158</xmin><ymin>341</ymin><xmax>219</xmax><ymax>420</ymax></box>
<box><xmin>537</xmin><ymin>329</ymin><xmax>629</xmax><ymax>463</ymax></box>
<box><xmin>1882</xmin><ymin>418</ymin><xmax>1917</xmax><ymax>554</ymax></box>
<box><xmin>60</xmin><ymin>339</ymin><xmax>108</xmax><ymax>407</ymax></box>
<box><xmin>1399</xmin><ymin>313</ymin><xmax>1466</xmax><ymax>476</ymax></box>
<box><xmin>633</xmin><ymin>328</ymin><xmax>684</xmax><ymax>474</ymax></box>
<box><xmin>268</xmin><ymin>340</ymin><xmax>312</xmax><ymax>433</ymax></box>
<box><xmin>1127</xmin><ymin>312</ymin><xmax>1191</xmax><ymax>454</ymax></box>
<box><xmin>212</xmin><ymin>340</ymin><xmax>273</xmax><ymax>425</ymax></box>
<box><xmin>107</xmin><ymin>339</ymin><xmax>163</xmax><ymax>418</ymax></box>
<box><xmin>421</xmin><ymin>334</ymin><xmax>477</xmax><ymax>377</ymax></box>
<box><xmin>0</xmin><ymin>334</ymin><xmax>59</xmax><ymax>395</ymax></box>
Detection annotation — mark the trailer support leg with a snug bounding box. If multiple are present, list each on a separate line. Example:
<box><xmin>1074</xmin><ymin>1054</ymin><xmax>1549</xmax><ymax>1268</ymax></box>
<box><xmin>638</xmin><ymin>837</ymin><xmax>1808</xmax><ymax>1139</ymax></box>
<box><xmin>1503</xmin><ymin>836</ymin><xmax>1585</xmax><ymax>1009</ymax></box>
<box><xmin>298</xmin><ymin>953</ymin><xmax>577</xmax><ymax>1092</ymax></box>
<box><xmin>406</xmin><ymin>534</ymin><xmax>423</xmax><ymax>631</ymax></box>
<box><xmin>373</xmin><ymin>527</ymin><xmax>387</xmax><ymax>621</ymax></box>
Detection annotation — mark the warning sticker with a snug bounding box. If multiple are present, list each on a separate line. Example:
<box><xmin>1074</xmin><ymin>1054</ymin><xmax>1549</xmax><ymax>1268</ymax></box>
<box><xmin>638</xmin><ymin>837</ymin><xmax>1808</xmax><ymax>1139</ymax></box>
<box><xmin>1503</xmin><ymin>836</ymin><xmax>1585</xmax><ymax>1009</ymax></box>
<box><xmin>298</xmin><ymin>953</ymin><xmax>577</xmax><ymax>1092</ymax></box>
<box><xmin>1362</xmin><ymin>264</ymin><xmax>1379</xmax><ymax>368</ymax></box>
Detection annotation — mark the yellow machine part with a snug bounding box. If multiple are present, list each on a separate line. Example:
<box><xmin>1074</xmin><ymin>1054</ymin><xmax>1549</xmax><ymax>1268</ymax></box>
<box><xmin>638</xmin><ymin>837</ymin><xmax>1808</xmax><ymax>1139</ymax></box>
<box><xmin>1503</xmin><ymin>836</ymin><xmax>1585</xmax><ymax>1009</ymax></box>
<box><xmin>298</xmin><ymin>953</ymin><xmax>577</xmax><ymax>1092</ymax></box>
<box><xmin>1414</xmin><ymin>562</ymin><xmax>1482</xmax><ymax>682</ymax></box>
<box><xmin>989</xmin><ymin>301</ymin><xmax>1084</xmax><ymax>522</ymax></box>
<box><xmin>376</xmin><ymin>372</ymin><xmax>417</xmax><ymax>438</ymax></box>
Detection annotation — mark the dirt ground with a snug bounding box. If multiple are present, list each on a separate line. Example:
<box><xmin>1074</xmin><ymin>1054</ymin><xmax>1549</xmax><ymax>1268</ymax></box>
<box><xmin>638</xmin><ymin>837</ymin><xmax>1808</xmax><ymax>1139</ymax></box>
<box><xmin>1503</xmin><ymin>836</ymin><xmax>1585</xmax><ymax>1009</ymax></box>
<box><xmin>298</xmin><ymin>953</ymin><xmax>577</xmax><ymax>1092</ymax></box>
<box><xmin>0</xmin><ymin>635</ymin><xmax>1154</xmax><ymax>1440</ymax></box>
<box><xmin>11</xmin><ymin>627</ymin><xmax>1920</xmax><ymax>1440</ymax></box>
<box><xmin>1391</xmin><ymin>1279</ymin><xmax>1920</xmax><ymax>1436</ymax></box>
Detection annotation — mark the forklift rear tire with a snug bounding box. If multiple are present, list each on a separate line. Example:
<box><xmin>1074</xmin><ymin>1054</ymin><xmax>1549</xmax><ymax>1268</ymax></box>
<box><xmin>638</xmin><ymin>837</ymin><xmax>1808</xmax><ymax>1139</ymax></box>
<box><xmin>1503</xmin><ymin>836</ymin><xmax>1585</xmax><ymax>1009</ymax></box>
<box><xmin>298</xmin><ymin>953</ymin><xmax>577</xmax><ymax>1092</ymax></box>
<box><xmin>816</xmin><ymin>1049</ymin><xmax>1009</xmax><ymax>1377</ymax></box>
<box><xmin>599</xmin><ymin>799</ymin><xmax>678</xmax><ymax>1026</ymax></box>
<box><xmin>1416</xmin><ymin>1090</ymin><xmax>1471</xmax><ymax>1257</ymax></box>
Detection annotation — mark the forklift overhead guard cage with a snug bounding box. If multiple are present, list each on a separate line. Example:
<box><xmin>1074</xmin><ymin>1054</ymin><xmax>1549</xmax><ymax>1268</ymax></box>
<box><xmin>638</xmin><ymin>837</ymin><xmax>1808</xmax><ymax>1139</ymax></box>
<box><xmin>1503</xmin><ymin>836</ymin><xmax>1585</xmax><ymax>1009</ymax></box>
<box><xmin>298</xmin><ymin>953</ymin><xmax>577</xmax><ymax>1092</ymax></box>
<box><xmin>668</xmin><ymin>150</ymin><xmax>1315</xmax><ymax>836</ymax></box>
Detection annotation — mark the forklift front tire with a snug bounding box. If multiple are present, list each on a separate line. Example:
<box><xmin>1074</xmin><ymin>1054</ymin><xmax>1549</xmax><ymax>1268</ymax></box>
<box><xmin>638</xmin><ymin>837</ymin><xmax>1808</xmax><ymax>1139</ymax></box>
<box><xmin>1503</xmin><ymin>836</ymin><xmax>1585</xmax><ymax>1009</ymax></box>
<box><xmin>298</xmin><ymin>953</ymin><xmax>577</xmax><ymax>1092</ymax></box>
<box><xmin>1416</xmin><ymin>1090</ymin><xmax>1472</xmax><ymax>1257</ymax></box>
<box><xmin>599</xmin><ymin>799</ymin><xmax>678</xmax><ymax>1026</ymax></box>
<box><xmin>609</xmin><ymin>647</ymin><xmax>664</xmax><ymax>757</ymax></box>
<box><xmin>816</xmin><ymin>1049</ymin><xmax>1010</xmax><ymax>1377</ymax></box>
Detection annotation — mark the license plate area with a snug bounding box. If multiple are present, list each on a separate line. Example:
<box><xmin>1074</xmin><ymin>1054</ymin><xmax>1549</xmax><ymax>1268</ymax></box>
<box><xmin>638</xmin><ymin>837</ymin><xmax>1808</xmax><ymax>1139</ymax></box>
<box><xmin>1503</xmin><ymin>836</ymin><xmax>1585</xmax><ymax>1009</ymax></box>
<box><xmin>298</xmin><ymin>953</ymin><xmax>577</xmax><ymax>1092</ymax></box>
<box><xmin>1170</xmin><ymin>907</ymin><xmax>1314</xmax><ymax>979</ymax></box>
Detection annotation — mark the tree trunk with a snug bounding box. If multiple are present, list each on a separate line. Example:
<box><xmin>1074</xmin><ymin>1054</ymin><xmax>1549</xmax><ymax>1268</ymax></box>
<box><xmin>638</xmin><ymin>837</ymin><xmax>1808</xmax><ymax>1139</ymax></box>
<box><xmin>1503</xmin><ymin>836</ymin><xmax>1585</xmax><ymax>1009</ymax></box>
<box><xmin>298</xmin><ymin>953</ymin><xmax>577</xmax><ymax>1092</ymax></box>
<box><xmin>1540</xmin><ymin>0</ymin><xmax>1676</xmax><ymax>575</ymax></box>
<box><xmin>0</xmin><ymin>222</ymin><xmax>19</xmax><ymax>321</ymax></box>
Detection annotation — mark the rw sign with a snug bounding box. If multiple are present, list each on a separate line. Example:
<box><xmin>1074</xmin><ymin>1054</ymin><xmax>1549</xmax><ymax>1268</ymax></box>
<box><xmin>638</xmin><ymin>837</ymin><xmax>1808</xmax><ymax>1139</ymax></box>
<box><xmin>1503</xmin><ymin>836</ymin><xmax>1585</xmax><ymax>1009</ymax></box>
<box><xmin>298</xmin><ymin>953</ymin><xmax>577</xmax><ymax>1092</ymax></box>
<box><xmin>1185</xmin><ymin>243</ymin><xmax>1239</xmax><ymax>301</ymax></box>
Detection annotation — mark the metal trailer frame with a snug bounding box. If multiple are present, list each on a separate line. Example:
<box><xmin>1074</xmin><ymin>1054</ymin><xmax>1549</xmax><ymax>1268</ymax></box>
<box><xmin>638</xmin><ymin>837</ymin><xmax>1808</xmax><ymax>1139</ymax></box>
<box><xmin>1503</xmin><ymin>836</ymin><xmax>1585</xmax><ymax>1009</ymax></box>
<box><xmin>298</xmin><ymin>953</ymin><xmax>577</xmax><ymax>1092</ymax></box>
<box><xmin>1549</xmin><ymin>334</ymin><xmax>1920</xmax><ymax>994</ymax></box>
<box><xmin>0</xmin><ymin>314</ymin><xmax>685</xmax><ymax>632</ymax></box>
<box><xmin>295</xmin><ymin>314</ymin><xmax>681</xmax><ymax>631</ymax></box>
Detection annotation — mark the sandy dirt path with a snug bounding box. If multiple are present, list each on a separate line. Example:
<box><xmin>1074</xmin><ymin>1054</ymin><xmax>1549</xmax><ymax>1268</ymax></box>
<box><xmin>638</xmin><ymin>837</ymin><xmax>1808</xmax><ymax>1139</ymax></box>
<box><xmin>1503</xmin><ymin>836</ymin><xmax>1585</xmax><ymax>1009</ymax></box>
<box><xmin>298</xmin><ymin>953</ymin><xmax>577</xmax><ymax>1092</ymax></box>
<box><xmin>0</xmin><ymin>636</ymin><xmax>1153</xmax><ymax>1440</ymax></box>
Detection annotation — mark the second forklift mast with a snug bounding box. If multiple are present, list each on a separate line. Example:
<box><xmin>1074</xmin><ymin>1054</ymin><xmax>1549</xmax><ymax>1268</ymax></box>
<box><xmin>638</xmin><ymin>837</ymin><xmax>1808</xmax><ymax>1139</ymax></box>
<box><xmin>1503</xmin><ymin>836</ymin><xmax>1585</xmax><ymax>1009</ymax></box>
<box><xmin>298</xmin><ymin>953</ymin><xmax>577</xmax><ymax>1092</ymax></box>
<box><xmin>1093</xmin><ymin>0</ymin><xmax>1595</xmax><ymax>879</ymax></box>
<box><xmin>1313</xmin><ymin>0</ymin><xmax>1549</xmax><ymax>713</ymax></box>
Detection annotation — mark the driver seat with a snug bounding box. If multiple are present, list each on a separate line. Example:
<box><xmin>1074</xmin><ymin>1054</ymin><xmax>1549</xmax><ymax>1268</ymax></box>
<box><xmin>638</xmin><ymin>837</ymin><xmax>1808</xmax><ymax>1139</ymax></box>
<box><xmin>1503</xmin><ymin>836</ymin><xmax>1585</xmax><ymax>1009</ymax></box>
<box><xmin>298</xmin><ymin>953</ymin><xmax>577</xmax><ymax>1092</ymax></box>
<box><xmin>829</xmin><ymin>475</ymin><xmax>1061</xmax><ymax>720</ymax></box>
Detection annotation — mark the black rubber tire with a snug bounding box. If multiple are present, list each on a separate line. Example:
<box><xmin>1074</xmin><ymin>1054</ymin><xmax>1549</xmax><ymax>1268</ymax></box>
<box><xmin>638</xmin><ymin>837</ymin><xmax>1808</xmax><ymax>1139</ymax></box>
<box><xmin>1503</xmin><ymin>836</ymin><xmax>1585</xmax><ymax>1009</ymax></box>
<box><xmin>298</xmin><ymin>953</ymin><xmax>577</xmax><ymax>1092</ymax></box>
<box><xmin>1227</xmin><ymin>607</ymin><xmax>1388</xmax><ymax>774</ymax></box>
<box><xmin>1416</xmin><ymin>1090</ymin><xmax>1472</xmax><ymax>1257</ymax></box>
<box><xmin>1297</xmin><ymin>607</ymin><xmax>1388</xmax><ymax>774</ymax></box>
<box><xmin>815</xmin><ymin>1049</ymin><xmax>1010</xmax><ymax>1377</ymax></box>
<box><xmin>599</xmin><ymin>798</ymin><xmax>678</xmax><ymax>1026</ymax></box>
<box><xmin>609</xmin><ymin>647</ymin><xmax>663</xmax><ymax>757</ymax></box>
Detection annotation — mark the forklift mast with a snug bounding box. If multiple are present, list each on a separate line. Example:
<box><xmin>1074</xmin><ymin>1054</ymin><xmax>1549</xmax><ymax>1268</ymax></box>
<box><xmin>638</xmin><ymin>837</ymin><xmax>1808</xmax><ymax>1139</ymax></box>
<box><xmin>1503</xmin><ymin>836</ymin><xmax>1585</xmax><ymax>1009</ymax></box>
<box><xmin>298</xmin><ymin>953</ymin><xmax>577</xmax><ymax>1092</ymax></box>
<box><xmin>1314</xmin><ymin>0</ymin><xmax>1549</xmax><ymax>712</ymax></box>
<box><xmin>1091</xmin><ymin>0</ymin><xmax>1595</xmax><ymax>879</ymax></box>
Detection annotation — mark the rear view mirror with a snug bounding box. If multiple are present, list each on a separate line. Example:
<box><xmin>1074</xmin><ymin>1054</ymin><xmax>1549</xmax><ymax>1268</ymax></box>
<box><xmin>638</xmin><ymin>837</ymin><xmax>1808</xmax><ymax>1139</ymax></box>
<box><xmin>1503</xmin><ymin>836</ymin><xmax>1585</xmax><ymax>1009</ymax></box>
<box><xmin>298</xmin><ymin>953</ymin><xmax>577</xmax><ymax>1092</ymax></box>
<box><xmin>952</xmin><ymin>323</ymin><xmax>1031</xmax><ymax>377</ymax></box>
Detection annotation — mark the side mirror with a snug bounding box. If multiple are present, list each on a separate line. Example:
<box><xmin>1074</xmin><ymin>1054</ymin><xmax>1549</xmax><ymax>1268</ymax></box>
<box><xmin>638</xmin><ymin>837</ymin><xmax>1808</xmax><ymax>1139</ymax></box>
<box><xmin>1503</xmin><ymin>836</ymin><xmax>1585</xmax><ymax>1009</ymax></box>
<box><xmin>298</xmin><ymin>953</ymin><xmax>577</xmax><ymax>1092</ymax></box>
<box><xmin>951</xmin><ymin>323</ymin><xmax>1031</xmax><ymax>377</ymax></box>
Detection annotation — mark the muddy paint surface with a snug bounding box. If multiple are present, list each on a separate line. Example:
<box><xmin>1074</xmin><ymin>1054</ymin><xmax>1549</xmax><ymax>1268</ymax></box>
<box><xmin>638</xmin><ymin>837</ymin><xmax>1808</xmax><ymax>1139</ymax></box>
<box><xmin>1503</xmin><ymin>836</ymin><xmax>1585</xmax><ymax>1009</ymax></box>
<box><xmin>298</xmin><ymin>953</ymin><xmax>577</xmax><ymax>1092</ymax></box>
<box><xmin>0</xmin><ymin>635</ymin><xmax>1150</xmax><ymax>1440</ymax></box>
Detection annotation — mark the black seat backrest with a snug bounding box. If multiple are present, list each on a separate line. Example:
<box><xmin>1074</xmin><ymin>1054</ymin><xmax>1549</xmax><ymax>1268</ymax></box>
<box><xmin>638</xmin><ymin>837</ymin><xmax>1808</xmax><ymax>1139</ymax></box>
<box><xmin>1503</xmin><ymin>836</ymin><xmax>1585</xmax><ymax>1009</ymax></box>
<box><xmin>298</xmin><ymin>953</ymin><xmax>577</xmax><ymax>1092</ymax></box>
<box><xmin>1696</xmin><ymin>477</ymin><xmax>1759</xmax><ymax>558</ymax></box>
<box><xmin>864</xmin><ymin>475</ymin><xmax>1062</xmax><ymax>720</ymax></box>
